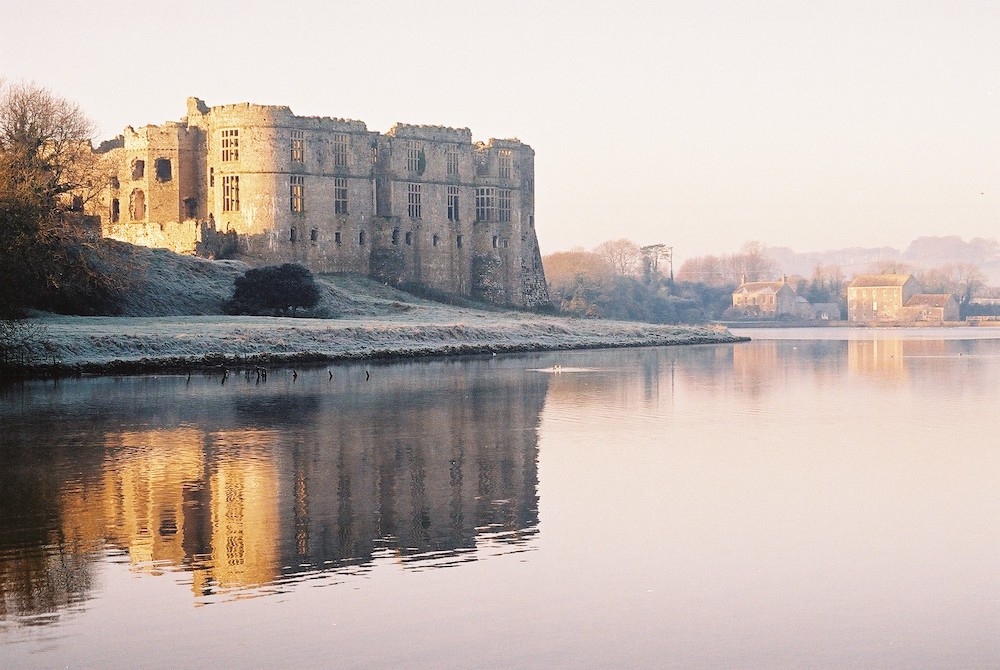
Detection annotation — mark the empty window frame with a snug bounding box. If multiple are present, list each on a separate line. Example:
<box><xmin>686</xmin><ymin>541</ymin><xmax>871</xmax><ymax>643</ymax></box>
<box><xmin>433</xmin><ymin>234</ymin><xmax>440</xmax><ymax>247</ymax></box>
<box><xmin>290</xmin><ymin>130</ymin><xmax>304</xmax><ymax>164</ymax></box>
<box><xmin>111</xmin><ymin>198</ymin><xmax>120</xmax><ymax>222</ymax></box>
<box><xmin>405</xmin><ymin>231</ymin><xmax>413</xmax><ymax>246</ymax></box>
<box><xmin>209</xmin><ymin>167</ymin><xmax>215</xmax><ymax>187</ymax></box>
<box><xmin>221</xmin><ymin>129</ymin><xmax>239</xmax><ymax>162</ymax></box>
<box><xmin>359</xmin><ymin>230</ymin><xmax>366</xmax><ymax>245</ymax></box>
<box><xmin>475</xmin><ymin>187</ymin><xmax>495</xmax><ymax>222</ymax></box>
<box><xmin>456</xmin><ymin>234</ymin><xmax>463</xmax><ymax>248</ymax></box>
<box><xmin>129</xmin><ymin>189</ymin><xmax>145</xmax><ymax>220</ymax></box>
<box><xmin>335</xmin><ymin>231</ymin><xmax>342</xmax><ymax>245</ymax></box>
<box><xmin>446</xmin><ymin>146</ymin><xmax>460</xmax><ymax>176</ymax></box>
<box><xmin>155</xmin><ymin>158</ymin><xmax>172</xmax><ymax>182</ymax></box>
<box><xmin>132</xmin><ymin>160</ymin><xmax>145</xmax><ymax>180</ymax></box>
<box><xmin>406</xmin><ymin>141</ymin><xmax>421</xmax><ymax>173</ymax></box>
<box><xmin>223</xmin><ymin>175</ymin><xmax>240</xmax><ymax>212</ymax></box>
<box><xmin>310</xmin><ymin>228</ymin><xmax>318</xmax><ymax>242</ymax></box>
<box><xmin>392</xmin><ymin>229</ymin><xmax>400</xmax><ymax>245</ymax></box>
<box><xmin>290</xmin><ymin>227</ymin><xmax>297</xmax><ymax>243</ymax></box>
<box><xmin>498</xmin><ymin>149</ymin><xmax>513</xmax><ymax>179</ymax></box>
<box><xmin>447</xmin><ymin>186</ymin><xmax>460</xmax><ymax>222</ymax></box>
<box><xmin>290</xmin><ymin>175</ymin><xmax>304</xmax><ymax>213</ymax></box>
<box><xmin>333</xmin><ymin>133</ymin><xmax>349</xmax><ymax>167</ymax></box>
<box><xmin>498</xmin><ymin>188</ymin><xmax>512</xmax><ymax>223</ymax></box>
<box><xmin>334</xmin><ymin>177</ymin><xmax>348</xmax><ymax>214</ymax></box>
<box><xmin>407</xmin><ymin>183</ymin><xmax>422</xmax><ymax>219</ymax></box>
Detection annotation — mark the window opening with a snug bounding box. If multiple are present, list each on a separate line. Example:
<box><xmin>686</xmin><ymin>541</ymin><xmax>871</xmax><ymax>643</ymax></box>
<box><xmin>334</xmin><ymin>177</ymin><xmax>348</xmax><ymax>214</ymax></box>
<box><xmin>155</xmin><ymin>158</ymin><xmax>172</xmax><ymax>182</ymax></box>
<box><xmin>447</xmin><ymin>186</ymin><xmax>459</xmax><ymax>222</ymax></box>
<box><xmin>223</xmin><ymin>175</ymin><xmax>240</xmax><ymax>212</ymax></box>
<box><xmin>290</xmin><ymin>175</ymin><xmax>304</xmax><ymax>213</ymax></box>
<box><xmin>221</xmin><ymin>129</ymin><xmax>239</xmax><ymax>161</ymax></box>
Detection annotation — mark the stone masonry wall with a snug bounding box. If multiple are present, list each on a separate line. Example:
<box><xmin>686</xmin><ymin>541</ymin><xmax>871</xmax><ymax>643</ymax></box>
<box><xmin>94</xmin><ymin>98</ymin><xmax>550</xmax><ymax>308</ymax></box>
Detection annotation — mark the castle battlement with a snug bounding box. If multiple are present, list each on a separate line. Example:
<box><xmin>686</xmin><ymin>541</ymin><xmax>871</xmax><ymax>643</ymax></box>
<box><xmin>92</xmin><ymin>98</ymin><xmax>550</xmax><ymax>309</ymax></box>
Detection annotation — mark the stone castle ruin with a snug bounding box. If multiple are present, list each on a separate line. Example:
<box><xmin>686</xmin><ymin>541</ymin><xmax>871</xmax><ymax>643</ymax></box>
<box><xmin>94</xmin><ymin>97</ymin><xmax>550</xmax><ymax>308</ymax></box>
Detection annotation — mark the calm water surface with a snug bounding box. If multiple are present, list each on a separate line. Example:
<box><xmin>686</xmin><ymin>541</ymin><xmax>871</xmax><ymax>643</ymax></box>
<box><xmin>1</xmin><ymin>328</ymin><xmax>998</xmax><ymax>668</ymax></box>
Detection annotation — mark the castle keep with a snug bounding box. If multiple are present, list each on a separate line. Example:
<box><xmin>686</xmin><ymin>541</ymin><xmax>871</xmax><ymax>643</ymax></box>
<box><xmin>95</xmin><ymin>98</ymin><xmax>549</xmax><ymax>308</ymax></box>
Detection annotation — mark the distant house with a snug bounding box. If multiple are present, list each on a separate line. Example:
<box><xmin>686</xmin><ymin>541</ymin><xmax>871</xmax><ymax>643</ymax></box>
<box><xmin>900</xmin><ymin>294</ymin><xmax>960</xmax><ymax>322</ymax></box>
<box><xmin>847</xmin><ymin>274</ymin><xmax>922</xmax><ymax>322</ymax></box>
<box><xmin>732</xmin><ymin>275</ymin><xmax>797</xmax><ymax>317</ymax></box>
<box><xmin>811</xmin><ymin>303</ymin><xmax>842</xmax><ymax>321</ymax></box>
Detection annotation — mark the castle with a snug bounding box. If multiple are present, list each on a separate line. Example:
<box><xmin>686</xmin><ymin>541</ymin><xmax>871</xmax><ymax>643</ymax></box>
<box><xmin>94</xmin><ymin>98</ymin><xmax>550</xmax><ymax>308</ymax></box>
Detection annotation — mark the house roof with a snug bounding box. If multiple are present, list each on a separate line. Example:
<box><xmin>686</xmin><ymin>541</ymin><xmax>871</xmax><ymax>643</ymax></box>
<box><xmin>905</xmin><ymin>294</ymin><xmax>955</xmax><ymax>308</ymax></box>
<box><xmin>734</xmin><ymin>278</ymin><xmax>793</xmax><ymax>296</ymax></box>
<box><xmin>848</xmin><ymin>273</ymin><xmax>913</xmax><ymax>288</ymax></box>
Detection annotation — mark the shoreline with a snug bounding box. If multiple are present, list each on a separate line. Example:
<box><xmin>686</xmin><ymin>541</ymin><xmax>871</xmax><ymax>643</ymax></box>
<box><xmin>3</xmin><ymin>314</ymin><xmax>748</xmax><ymax>379</ymax></box>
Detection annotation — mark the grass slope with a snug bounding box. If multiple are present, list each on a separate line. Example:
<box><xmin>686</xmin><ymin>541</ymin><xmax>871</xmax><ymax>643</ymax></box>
<box><xmin>24</xmin><ymin>244</ymin><xmax>745</xmax><ymax>373</ymax></box>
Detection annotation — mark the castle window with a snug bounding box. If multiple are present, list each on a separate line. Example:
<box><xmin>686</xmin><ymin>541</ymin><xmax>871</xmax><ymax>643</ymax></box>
<box><xmin>475</xmin><ymin>187</ymin><xmax>495</xmax><ymax>222</ymax></box>
<box><xmin>498</xmin><ymin>149</ymin><xmax>513</xmax><ymax>179</ymax></box>
<box><xmin>333</xmin><ymin>133</ymin><xmax>349</xmax><ymax>167</ymax></box>
<box><xmin>223</xmin><ymin>176</ymin><xmax>240</xmax><ymax>212</ymax></box>
<box><xmin>334</xmin><ymin>177</ymin><xmax>348</xmax><ymax>214</ymax></box>
<box><xmin>447</xmin><ymin>186</ymin><xmax>459</xmax><ymax>222</ymax></box>
<box><xmin>184</xmin><ymin>197</ymin><xmax>197</xmax><ymax>219</ymax></box>
<box><xmin>111</xmin><ymin>198</ymin><xmax>120</xmax><ymax>223</ymax></box>
<box><xmin>447</xmin><ymin>146</ymin><xmax>459</xmax><ymax>176</ymax></box>
<box><xmin>456</xmin><ymin>234</ymin><xmax>463</xmax><ymax>248</ymax></box>
<box><xmin>209</xmin><ymin>167</ymin><xmax>215</xmax><ymax>187</ymax></box>
<box><xmin>335</xmin><ymin>231</ymin><xmax>342</xmax><ymax>245</ymax></box>
<box><xmin>407</xmin><ymin>183</ymin><xmax>422</xmax><ymax>219</ymax></box>
<box><xmin>359</xmin><ymin>230</ymin><xmax>366</xmax><ymax>245</ymax></box>
<box><xmin>290</xmin><ymin>175</ymin><xmax>304</xmax><ymax>213</ymax></box>
<box><xmin>498</xmin><ymin>189</ymin><xmax>512</xmax><ymax>223</ymax></box>
<box><xmin>129</xmin><ymin>189</ymin><xmax>145</xmax><ymax>220</ymax></box>
<box><xmin>221</xmin><ymin>129</ymin><xmax>239</xmax><ymax>162</ymax></box>
<box><xmin>492</xmin><ymin>235</ymin><xmax>498</xmax><ymax>249</ymax></box>
<box><xmin>290</xmin><ymin>227</ymin><xmax>297</xmax><ymax>243</ymax></box>
<box><xmin>406</xmin><ymin>141</ymin><xmax>422</xmax><ymax>173</ymax></box>
<box><xmin>290</xmin><ymin>130</ymin><xmax>304</xmax><ymax>164</ymax></box>
<box><xmin>405</xmin><ymin>231</ymin><xmax>412</xmax><ymax>246</ymax></box>
<box><xmin>132</xmin><ymin>160</ymin><xmax>145</xmax><ymax>180</ymax></box>
<box><xmin>110</xmin><ymin>176</ymin><xmax>119</xmax><ymax>189</ymax></box>
<box><xmin>392</xmin><ymin>229</ymin><xmax>400</xmax><ymax>245</ymax></box>
<box><xmin>310</xmin><ymin>228</ymin><xmax>318</xmax><ymax>243</ymax></box>
<box><xmin>529</xmin><ymin>214</ymin><xmax>534</xmax><ymax>227</ymax></box>
<box><xmin>155</xmin><ymin>158</ymin><xmax>172</xmax><ymax>182</ymax></box>
<box><xmin>433</xmin><ymin>234</ymin><xmax>440</xmax><ymax>247</ymax></box>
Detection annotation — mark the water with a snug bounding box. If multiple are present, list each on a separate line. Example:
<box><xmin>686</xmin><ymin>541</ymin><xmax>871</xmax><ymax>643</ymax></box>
<box><xmin>1</xmin><ymin>329</ymin><xmax>998</xmax><ymax>668</ymax></box>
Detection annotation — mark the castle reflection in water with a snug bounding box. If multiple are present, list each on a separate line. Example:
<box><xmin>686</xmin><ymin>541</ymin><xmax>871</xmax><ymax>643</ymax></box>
<box><xmin>0</xmin><ymin>361</ymin><xmax>546</xmax><ymax>616</ymax></box>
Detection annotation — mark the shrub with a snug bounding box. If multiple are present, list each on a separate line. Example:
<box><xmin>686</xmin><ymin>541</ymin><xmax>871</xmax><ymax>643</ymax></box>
<box><xmin>225</xmin><ymin>263</ymin><xmax>320</xmax><ymax>316</ymax></box>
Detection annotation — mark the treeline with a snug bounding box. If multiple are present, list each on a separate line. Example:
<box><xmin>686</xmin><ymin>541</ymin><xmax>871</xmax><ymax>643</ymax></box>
<box><xmin>543</xmin><ymin>240</ymin><xmax>732</xmax><ymax>323</ymax></box>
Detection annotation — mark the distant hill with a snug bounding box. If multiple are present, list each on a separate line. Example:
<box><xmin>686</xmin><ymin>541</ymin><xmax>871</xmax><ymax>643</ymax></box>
<box><xmin>765</xmin><ymin>236</ymin><xmax>1000</xmax><ymax>285</ymax></box>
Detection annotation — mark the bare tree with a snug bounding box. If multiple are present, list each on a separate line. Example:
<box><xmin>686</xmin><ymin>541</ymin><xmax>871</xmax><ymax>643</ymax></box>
<box><xmin>0</xmin><ymin>81</ymin><xmax>102</xmax><ymax>315</ymax></box>
<box><xmin>594</xmin><ymin>239</ymin><xmax>643</xmax><ymax>277</ymax></box>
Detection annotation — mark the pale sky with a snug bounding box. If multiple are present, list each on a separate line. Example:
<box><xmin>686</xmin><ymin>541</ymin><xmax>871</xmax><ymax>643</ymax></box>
<box><xmin>2</xmin><ymin>0</ymin><xmax>997</xmax><ymax>265</ymax></box>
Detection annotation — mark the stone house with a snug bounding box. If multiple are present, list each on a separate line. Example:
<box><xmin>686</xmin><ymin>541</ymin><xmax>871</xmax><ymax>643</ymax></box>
<box><xmin>900</xmin><ymin>294</ymin><xmax>960</xmax><ymax>322</ymax></box>
<box><xmin>91</xmin><ymin>98</ymin><xmax>549</xmax><ymax>308</ymax></box>
<box><xmin>847</xmin><ymin>274</ymin><xmax>922</xmax><ymax>322</ymax></box>
<box><xmin>731</xmin><ymin>275</ymin><xmax>798</xmax><ymax>317</ymax></box>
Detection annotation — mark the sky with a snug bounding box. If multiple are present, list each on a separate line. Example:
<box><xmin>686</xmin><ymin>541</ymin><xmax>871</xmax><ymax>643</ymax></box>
<box><xmin>2</xmin><ymin>0</ymin><xmax>997</xmax><ymax>265</ymax></box>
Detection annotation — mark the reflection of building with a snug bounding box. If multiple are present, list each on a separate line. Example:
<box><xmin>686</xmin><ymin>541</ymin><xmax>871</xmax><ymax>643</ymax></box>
<box><xmin>7</xmin><ymin>366</ymin><xmax>546</xmax><ymax>607</ymax></box>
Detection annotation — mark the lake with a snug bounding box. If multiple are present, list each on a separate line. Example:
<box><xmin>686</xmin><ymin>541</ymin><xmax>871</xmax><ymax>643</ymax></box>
<box><xmin>1</xmin><ymin>328</ymin><xmax>998</xmax><ymax>668</ymax></box>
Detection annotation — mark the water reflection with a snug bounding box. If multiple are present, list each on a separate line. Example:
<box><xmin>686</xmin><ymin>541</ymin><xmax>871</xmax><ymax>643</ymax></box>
<box><xmin>0</xmin><ymin>361</ymin><xmax>546</xmax><ymax>619</ymax></box>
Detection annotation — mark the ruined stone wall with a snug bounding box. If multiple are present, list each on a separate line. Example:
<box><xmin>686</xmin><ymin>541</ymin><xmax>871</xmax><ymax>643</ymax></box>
<box><xmin>93</xmin><ymin>98</ymin><xmax>550</xmax><ymax>308</ymax></box>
